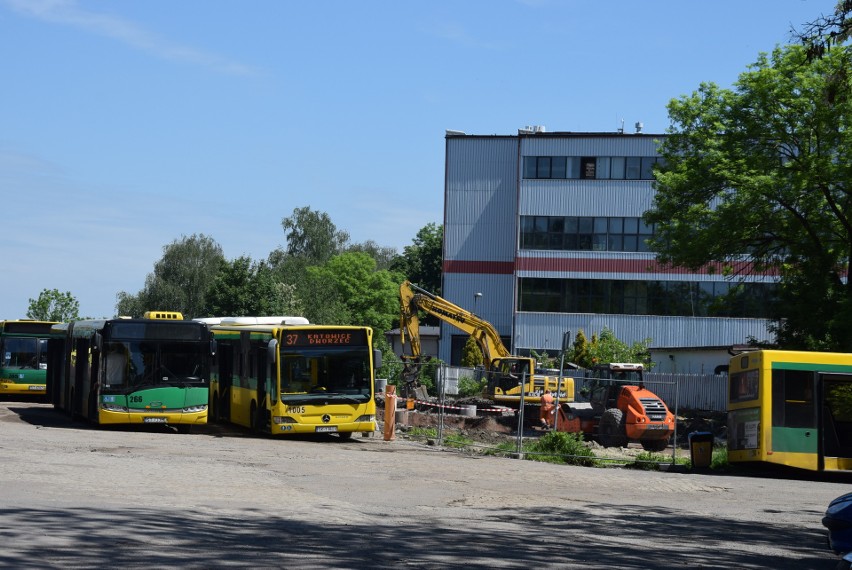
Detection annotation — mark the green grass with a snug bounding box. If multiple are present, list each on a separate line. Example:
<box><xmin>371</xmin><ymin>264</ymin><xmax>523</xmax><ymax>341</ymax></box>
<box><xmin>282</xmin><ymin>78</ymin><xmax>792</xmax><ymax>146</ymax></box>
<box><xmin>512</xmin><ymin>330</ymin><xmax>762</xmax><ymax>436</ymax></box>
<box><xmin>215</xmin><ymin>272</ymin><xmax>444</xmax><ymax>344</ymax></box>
<box><xmin>405</xmin><ymin>427</ymin><xmax>437</xmax><ymax>439</ymax></box>
<box><xmin>523</xmin><ymin>431</ymin><xmax>598</xmax><ymax>467</ymax></box>
<box><xmin>444</xmin><ymin>433</ymin><xmax>474</xmax><ymax>449</ymax></box>
<box><xmin>710</xmin><ymin>445</ymin><xmax>729</xmax><ymax>470</ymax></box>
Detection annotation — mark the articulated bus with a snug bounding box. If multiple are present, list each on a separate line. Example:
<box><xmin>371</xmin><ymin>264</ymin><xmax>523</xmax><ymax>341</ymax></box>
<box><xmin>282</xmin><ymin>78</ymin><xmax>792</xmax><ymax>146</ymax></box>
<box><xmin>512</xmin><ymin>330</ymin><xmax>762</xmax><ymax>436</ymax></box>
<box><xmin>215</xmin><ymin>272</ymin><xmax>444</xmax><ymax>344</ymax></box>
<box><xmin>46</xmin><ymin>312</ymin><xmax>215</xmax><ymax>432</ymax></box>
<box><xmin>728</xmin><ymin>350</ymin><xmax>852</xmax><ymax>472</ymax></box>
<box><xmin>0</xmin><ymin>320</ymin><xmax>59</xmax><ymax>397</ymax></box>
<box><xmin>203</xmin><ymin>317</ymin><xmax>381</xmax><ymax>438</ymax></box>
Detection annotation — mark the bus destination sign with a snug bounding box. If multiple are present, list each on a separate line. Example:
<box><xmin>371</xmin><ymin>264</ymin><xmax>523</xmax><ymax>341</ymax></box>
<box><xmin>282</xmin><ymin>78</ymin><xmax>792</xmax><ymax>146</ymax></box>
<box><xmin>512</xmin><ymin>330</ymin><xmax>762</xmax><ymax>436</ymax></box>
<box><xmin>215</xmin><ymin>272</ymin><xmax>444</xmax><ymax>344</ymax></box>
<box><xmin>284</xmin><ymin>329</ymin><xmax>366</xmax><ymax>347</ymax></box>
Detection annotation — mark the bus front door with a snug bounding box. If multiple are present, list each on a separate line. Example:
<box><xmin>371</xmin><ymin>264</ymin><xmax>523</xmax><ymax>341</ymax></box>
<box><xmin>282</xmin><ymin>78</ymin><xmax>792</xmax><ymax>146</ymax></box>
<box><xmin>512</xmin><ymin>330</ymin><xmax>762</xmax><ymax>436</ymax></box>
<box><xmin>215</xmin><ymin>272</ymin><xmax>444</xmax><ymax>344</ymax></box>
<box><xmin>819</xmin><ymin>373</ymin><xmax>852</xmax><ymax>471</ymax></box>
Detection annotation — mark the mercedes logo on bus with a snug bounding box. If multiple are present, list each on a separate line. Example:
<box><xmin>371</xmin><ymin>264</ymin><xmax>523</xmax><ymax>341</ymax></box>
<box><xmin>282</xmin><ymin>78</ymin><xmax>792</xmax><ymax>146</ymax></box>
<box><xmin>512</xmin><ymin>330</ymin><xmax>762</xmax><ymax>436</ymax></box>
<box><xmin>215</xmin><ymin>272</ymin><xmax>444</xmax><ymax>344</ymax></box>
<box><xmin>322</xmin><ymin>414</ymin><xmax>331</xmax><ymax>423</ymax></box>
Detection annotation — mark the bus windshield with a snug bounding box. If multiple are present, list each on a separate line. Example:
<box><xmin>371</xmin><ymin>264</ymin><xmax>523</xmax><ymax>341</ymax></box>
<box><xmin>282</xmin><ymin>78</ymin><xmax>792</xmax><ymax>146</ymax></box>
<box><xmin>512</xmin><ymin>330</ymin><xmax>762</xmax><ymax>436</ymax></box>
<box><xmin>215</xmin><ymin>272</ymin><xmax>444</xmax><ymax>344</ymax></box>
<box><xmin>280</xmin><ymin>346</ymin><xmax>371</xmax><ymax>401</ymax></box>
<box><xmin>3</xmin><ymin>337</ymin><xmax>39</xmax><ymax>370</ymax></box>
<box><xmin>103</xmin><ymin>340</ymin><xmax>210</xmax><ymax>390</ymax></box>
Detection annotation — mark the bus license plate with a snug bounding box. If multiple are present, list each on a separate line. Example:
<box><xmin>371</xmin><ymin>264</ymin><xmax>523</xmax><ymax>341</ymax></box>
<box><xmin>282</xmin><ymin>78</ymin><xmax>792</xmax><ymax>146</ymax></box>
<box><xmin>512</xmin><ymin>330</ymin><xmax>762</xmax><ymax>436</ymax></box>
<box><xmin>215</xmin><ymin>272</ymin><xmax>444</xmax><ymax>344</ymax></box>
<box><xmin>143</xmin><ymin>417</ymin><xmax>167</xmax><ymax>424</ymax></box>
<box><xmin>315</xmin><ymin>426</ymin><xmax>338</xmax><ymax>433</ymax></box>
<box><xmin>28</xmin><ymin>386</ymin><xmax>45</xmax><ymax>391</ymax></box>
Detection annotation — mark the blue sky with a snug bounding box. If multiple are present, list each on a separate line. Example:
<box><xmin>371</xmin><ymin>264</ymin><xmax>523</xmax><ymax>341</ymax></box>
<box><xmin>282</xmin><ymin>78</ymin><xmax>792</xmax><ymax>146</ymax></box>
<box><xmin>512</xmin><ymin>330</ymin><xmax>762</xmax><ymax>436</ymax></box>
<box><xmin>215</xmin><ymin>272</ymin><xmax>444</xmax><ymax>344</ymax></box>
<box><xmin>0</xmin><ymin>0</ymin><xmax>837</xmax><ymax>319</ymax></box>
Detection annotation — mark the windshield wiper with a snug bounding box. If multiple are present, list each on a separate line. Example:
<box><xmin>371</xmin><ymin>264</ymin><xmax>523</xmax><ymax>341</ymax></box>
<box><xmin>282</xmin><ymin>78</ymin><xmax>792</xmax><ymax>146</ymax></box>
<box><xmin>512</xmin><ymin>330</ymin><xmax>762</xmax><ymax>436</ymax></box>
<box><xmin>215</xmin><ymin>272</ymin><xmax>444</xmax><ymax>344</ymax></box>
<box><xmin>282</xmin><ymin>393</ymin><xmax>365</xmax><ymax>405</ymax></box>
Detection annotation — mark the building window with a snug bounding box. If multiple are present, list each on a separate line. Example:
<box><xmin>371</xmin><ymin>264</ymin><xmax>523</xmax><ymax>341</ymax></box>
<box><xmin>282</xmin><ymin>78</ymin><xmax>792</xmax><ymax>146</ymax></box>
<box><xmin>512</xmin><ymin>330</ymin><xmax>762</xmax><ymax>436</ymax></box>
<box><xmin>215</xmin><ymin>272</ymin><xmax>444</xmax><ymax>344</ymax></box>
<box><xmin>518</xmin><ymin>278</ymin><xmax>778</xmax><ymax>319</ymax></box>
<box><xmin>522</xmin><ymin>156</ymin><xmax>662</xmax><ymax>180</ymax></box>
<box><xmin>520</xmin><ymin>216</ymin><xmax>655</xmax><ymax>252</ymax></box>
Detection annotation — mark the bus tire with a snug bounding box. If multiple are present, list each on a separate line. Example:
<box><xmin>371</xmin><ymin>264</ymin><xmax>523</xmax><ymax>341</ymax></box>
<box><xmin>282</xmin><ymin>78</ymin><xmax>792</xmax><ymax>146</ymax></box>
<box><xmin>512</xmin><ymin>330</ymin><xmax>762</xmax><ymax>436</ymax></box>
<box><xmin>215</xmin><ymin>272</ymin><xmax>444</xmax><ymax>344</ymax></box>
<box><xmin>210</xmin><ymin>392</ymin><xmax>219</xmax><ymax>422</ymax></box>
<box><xmin>175</xmin><ymin>424</ymin><xmax>193</xmax><ymax>434</ymax></box>
<box><xmin>599</xmin><ymin>408</ymin><xmax>628</xmax><ymax>448</ymax></box>
<box><xmin>251</xmin><ymin>402</ymin><xmax>267</xmax><ymax>434</ymax></box>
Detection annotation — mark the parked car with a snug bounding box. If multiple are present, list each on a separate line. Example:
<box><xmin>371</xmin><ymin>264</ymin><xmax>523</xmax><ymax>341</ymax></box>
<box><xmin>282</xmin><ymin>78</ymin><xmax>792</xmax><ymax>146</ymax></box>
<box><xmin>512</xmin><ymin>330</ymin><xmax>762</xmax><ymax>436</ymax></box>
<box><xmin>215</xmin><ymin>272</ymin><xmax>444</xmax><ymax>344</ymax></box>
<box><xmin>823</xmin><ymin>492</ymin><xmax>852</xmax><ymax>569</ymax></box>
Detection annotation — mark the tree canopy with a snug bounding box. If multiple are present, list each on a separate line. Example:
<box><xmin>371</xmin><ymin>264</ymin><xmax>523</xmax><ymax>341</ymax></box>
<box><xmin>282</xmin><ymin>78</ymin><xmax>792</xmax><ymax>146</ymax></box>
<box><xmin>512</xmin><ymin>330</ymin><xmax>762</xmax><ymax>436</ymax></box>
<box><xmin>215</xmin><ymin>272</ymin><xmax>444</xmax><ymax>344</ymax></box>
<box><xmin>567</xmin><ymin>329</ymin><xmax>651</xmax><ymax>369</ymax></box>
<box><xmin>644</xmin><ymin>43</ymin><xmax>852</xmax><ymax>350</ymax></box>
<box><xmin>204</xmin><ymin>256</ymin><xmax>303</xmax><ymax>318</ymax></box>
<box><xmin>305</xmin><ymin>252</ymin><xmax>401</xmax><ymax>334</ymax></box>
<box><xmin>279</xmin><ymin>206</ymin><xmax>350</xmax><ymax>264</ymax></box>
<box><xmin>116</xmin><ymin>234</ymin><xmax>225</xmax><ymax>318</ymax></box>
<box><xmin>390</xmin><ymin>222</ymin><xmax>443</xmax><ymax>295</ymax></box>
<box><xmin>27</xmin><ymin>289</ymin><xmax>80</xmax><ymax>322</ymax></box>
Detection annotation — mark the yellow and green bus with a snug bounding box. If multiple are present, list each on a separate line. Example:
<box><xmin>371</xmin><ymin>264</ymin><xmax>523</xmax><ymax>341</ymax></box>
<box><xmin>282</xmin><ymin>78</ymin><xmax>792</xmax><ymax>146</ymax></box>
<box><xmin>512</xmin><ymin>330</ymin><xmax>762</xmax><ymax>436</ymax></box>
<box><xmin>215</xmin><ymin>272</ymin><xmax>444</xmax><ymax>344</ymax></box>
<box><xmin>0</xmin><ymin>320</ymin><xmax>59</xmax><ymax>397</ymax></box>
<box><xmin>728</xmin><ymin>350</ymin><xmax>852</xmax><ymax>472</ymax></box>
<box><xmin>204</xmin><ymin>317</ymin><xmax>380</xmax><ymax>438</ymax></box>
<box><xmin>46</xmin><ymin>312</ymin><xmax>215</xmax><ymax>432</ymax></box>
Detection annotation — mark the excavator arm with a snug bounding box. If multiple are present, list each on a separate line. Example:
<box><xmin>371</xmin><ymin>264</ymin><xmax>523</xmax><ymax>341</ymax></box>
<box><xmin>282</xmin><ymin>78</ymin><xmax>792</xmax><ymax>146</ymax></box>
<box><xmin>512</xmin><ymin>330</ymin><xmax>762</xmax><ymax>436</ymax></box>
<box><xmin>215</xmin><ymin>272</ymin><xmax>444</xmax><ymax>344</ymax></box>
<box><xmin>400</xmin><ymin>280</ymin><xmax>514</xmax><ymax>364</ymax></box>
<box><xmin>399</xmin><ymin>281</ymin><xmax>545</xmax><ymax>401</ymax></box>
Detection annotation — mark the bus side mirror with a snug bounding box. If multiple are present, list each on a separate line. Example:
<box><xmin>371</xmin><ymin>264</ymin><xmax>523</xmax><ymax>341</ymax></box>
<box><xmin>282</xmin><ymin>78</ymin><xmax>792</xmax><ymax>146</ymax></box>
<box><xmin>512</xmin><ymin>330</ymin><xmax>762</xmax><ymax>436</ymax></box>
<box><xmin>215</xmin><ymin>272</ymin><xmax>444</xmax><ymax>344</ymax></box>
<box><xmin>92</xmin><ymin>332</ymin><xmax>102</xmax><ymax>353</ymax></box>
<box><xmin>267</xmin><ymin>339</ymin><xmax>278</xmax><ymax>364</ymax></box>
<box><xmin>210</xmin><ymin>339</ymin><xmax>217</xmax><ymax>357</ymax></box>
<box><xmin>373</xmin><ymin>348</ymin><xmax>382</xmax><ymax>370</ymax></box>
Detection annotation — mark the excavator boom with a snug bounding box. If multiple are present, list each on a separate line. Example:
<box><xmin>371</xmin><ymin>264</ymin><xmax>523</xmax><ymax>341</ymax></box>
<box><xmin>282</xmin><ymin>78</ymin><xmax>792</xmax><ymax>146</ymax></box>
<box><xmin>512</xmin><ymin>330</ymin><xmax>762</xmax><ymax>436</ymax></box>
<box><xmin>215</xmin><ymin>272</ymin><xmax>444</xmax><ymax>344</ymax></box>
<box><xmin>399</xmin><ymin>280</ymin><xmax>573</xmax><ymax>405</ymax></box>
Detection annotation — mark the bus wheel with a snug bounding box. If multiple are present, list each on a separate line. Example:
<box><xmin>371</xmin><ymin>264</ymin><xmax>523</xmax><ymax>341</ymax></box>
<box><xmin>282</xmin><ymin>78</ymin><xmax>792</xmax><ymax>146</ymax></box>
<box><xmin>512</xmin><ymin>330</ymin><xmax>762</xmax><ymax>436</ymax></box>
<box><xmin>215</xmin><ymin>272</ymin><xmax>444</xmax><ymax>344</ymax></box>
<box><xmin>210</xmin><ymin>392</ymin><xmax>218</xmax><ymax>422</ymax></box>
<box><xmin>251</xmin><ymin>402</ymin><xmax>268</xmax><ymax>434</ymax></box>
<box><xmin>175</xmin><ymin>424</ymin><xmax>193</xmax><ymax>434</ymax></box>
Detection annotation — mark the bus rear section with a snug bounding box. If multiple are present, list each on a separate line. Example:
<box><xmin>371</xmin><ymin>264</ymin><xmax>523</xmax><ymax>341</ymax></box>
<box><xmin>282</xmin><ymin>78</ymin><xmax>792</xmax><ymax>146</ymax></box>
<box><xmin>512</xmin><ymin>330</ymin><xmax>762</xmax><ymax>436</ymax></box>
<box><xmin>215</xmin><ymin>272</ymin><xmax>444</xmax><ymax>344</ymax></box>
<box><xmin>0</xmin><ymin>320</ymin><xmax>58</xmax><ymax>397</ymax></box>
<box><xmin>209</xmin><ymin>320</ymin><xmax>380</xmax><ymax>438</ymax></box>
<box><xmin>727</xmin><ymin>350</ymin><xmax>852</xmax><ymax>472</ymax></box>
<box><xmin>47</xmin><ymin>316</ymin><xmax>214</xmax><ymax>432</ymax></box>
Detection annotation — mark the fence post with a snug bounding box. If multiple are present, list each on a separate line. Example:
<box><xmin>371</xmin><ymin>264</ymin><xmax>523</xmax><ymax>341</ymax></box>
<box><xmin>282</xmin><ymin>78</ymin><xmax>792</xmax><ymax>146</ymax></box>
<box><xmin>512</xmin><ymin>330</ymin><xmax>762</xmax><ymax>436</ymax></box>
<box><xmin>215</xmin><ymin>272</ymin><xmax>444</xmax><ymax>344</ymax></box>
<box><xmin>515</xmin><ymin>371</ymin><xmax>526</xmax><ymax>459</ymax></box>
<box><xmin>437</xmin><ymin>362</ymin><xmax>445</xmax><ymax>446</ymax></box>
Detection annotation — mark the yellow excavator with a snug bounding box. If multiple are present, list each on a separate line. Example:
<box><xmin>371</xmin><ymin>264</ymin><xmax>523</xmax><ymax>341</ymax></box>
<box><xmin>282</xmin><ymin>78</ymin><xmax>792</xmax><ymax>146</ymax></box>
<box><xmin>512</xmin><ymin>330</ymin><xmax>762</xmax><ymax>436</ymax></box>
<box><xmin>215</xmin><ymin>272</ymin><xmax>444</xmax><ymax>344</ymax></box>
<box><xmin>399</xmin><ymin>280</ymin><xmax>573</xmax><ymax>406</ymax></box>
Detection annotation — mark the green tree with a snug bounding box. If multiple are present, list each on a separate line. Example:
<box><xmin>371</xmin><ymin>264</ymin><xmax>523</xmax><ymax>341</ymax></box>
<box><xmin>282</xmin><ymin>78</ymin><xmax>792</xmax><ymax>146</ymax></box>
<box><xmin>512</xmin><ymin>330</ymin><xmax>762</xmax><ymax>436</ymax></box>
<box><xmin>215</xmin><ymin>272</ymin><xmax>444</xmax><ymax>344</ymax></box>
<box><xmin>116</xmin><ymin>234</ymin><xmax>224</xmax><ymax>318</ymax></box>
<box><xmin>571</xmin><ymin>330</ymin><xmax>592</xmax><ymax>368</ymax></box>
<box><xmin>644</xmin><ymin>44</ymin><xmax>852</xmax><ymax>350</ymax></box>
<box><xmin>27</xmin><ymin>289</ymin><xmax>80</xmax><ymax>321</ymax></box>
<box><xmin>390</xmin><ymin>222</ymin><xmax>443</xmax><ymax>295</ymax></box>
<box><xmin>203</xmin><ymin>257</ymin><xmax>304</xmax><ymax>317</ymax></box>
<box><xmin>280</xmin><ymin>206</ymin><xmax>349</xmax><ymax>264</ymax></box>
<box><xmin>346</xmin><ymin>240</ymin><xmax>397</xmax><ymax>271</ymax></box>
<box><xmin>530</xmin><ymin>349</ymin><xmax>557</xmax><ymax>369</ymax></box>
<box><xmin>306</xmin><ymin>252</ymin><xmax>401</xmax><ymax>333</ymax></box>
<box><xmin>795</xmin><ymin>1</ymin><xmax>852</xmax><ymax>61</ymax></box>
<box><xmin>461</xmin><ymin>335</ymin><xmax>484</xmax><ymax>367</ymax></box>
<box><xmin>587</xmin><ymin>328</ymin><xmax>652</xmax><ymax>367</ymax></box>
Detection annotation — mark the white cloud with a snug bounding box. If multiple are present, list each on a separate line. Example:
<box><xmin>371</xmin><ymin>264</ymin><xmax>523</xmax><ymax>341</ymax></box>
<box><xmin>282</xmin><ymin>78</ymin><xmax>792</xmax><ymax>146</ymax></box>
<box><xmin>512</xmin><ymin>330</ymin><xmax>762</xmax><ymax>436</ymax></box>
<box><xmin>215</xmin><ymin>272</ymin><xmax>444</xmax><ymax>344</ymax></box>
<box><xmin>2</xmin><ymin>0</ymin><xmax>260</xmax><ymax>76</ymax></box>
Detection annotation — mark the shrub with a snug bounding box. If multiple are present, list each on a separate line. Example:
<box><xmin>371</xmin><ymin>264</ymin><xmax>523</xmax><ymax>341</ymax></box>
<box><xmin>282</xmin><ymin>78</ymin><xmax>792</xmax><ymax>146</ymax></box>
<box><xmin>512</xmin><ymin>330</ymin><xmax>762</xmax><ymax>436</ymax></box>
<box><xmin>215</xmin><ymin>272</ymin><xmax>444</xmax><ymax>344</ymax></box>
<box><xmin>458</xmin><ymin>374</ymin><xmax>487</xmax><ymax>397</ymax></box>
<box><xmin>525</xmin><ymin>431</ymin><xmax>597</xmax><ymax>467</ymax></box>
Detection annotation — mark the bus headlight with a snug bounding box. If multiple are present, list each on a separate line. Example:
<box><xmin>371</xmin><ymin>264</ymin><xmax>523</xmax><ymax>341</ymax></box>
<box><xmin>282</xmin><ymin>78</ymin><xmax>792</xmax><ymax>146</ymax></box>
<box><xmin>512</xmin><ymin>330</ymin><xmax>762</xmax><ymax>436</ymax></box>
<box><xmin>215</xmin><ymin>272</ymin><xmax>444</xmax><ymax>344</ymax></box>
<box><xmin>355</xmin><ymin>415</ymin><xmax>374</xmax><ymax>422</ymax></box>
<box><xmin>182</xmin><ymin>405</ymin><xmax>208</xmax><ymax>413</ymax></box>
<box><xmin>101</xmin><ymin>403</ymin><xmax>128</xmax><ymax>413</ymax></box>
<box><xmin>273</xmin><ymin>416</ymin><xmax>297</xmax><ymax>424</ymax></box>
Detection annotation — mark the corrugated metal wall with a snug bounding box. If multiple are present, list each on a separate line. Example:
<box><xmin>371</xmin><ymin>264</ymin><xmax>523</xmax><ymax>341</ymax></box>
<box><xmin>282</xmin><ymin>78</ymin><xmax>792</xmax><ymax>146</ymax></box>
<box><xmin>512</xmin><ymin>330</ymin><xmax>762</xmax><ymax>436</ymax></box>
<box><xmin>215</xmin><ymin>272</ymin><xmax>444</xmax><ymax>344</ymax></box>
<box><xmin>441</xmin><ymin>136</ymin><xmax>520</xmax><ymax>361</ymax></box>
<box><xmin>444</xmin><ymin>136</ymin><xmax>518</xmax><ymax>262</ymax></box>
<box><xmin>440</xmin><ymin>132</ymin><xmax>777</xmax><ymax>366</ymax></box>
<box><xmin>514</xmin><ymin>312</ymin><xmax>774</xmax><ymax>353</ymax></box>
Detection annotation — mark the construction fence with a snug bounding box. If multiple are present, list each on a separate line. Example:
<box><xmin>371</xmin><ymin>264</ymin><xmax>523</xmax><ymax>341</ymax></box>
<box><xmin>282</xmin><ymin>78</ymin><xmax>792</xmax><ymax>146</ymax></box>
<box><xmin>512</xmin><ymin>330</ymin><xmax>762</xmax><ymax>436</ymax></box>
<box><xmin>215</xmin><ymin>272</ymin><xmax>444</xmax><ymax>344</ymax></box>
<box><xmin>436</xmin><ymin>365</ymin><xmax>727</xmax><ymax>412</ymax></box>
<box><xmin>373</xmin><ymin>364</ymin><xmax>731</xmax><ymax>467</ymax></box>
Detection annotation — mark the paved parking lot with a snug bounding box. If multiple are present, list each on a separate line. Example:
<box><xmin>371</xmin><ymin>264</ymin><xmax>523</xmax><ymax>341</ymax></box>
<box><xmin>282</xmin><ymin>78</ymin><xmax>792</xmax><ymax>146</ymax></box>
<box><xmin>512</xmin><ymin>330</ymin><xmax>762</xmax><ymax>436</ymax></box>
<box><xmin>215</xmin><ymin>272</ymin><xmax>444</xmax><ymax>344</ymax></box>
<box><xmin>0</xmin><ymin>400</ymin><xmax>847</xmax><ymax>569</ymax></box>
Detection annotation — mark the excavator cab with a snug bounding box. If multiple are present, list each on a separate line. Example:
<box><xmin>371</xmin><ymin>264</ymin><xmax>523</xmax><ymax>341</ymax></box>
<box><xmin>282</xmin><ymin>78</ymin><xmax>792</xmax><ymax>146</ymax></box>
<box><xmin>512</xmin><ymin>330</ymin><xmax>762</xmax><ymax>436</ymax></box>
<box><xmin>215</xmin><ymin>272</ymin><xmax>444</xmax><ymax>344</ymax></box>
<box><xmin>489</xmin><ymin>357</ymin><xmax>532</xmax><ymax>393</ymax></box>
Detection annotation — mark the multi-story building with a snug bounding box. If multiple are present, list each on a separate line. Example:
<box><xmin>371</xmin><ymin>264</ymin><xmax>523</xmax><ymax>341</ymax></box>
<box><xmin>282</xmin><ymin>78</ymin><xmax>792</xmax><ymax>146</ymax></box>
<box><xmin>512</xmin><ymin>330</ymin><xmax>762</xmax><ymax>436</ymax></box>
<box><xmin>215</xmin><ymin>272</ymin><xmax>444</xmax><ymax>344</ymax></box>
<box><xmin>438</xmin><ymin>126</ymin><xmax>777</xmax><ymax>373</ymax></box>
